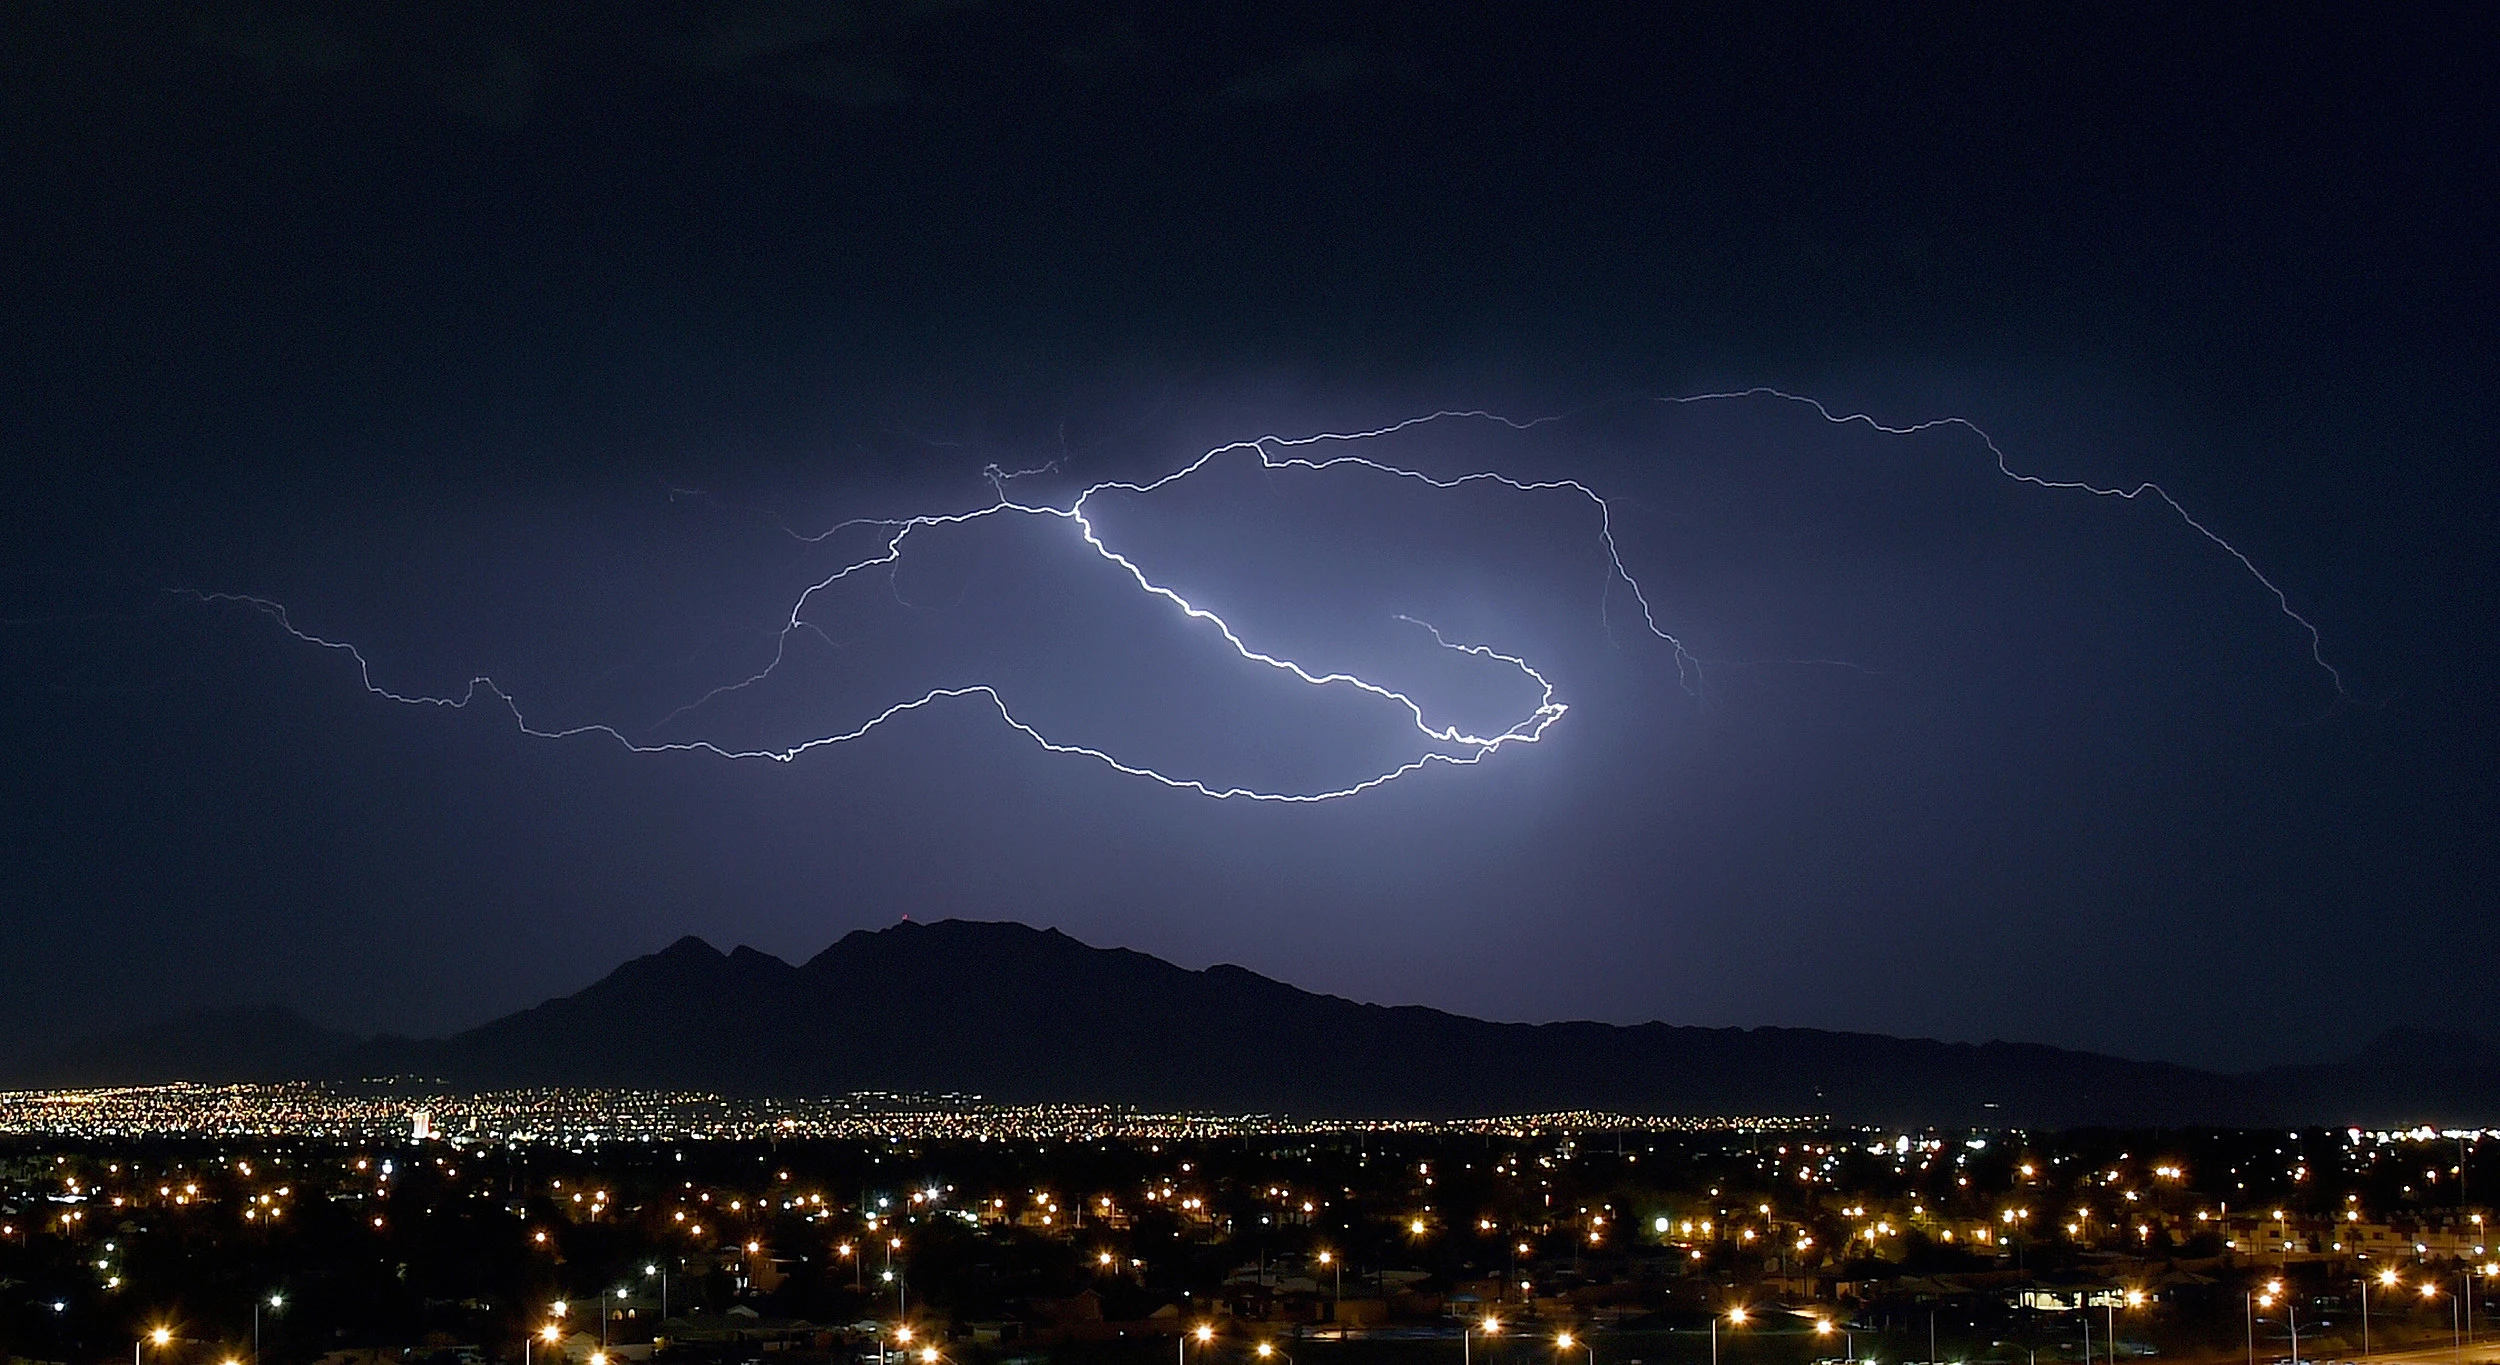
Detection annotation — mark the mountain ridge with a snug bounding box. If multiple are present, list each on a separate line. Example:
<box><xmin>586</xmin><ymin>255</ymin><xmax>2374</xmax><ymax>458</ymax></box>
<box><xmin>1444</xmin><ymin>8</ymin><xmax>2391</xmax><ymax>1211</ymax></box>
<box><xmin>14</xmin><ymin>920</ymin><xmax>2498</xmax><ymax>1127</ymax></box>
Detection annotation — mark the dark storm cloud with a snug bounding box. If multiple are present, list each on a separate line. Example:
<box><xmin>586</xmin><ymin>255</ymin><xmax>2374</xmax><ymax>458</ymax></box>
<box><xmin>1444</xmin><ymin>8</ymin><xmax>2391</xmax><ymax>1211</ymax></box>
<box><xmin>1</xmin><ymin>2</ymin><xmax>2491</xmax><ymax>1072</ymax></box>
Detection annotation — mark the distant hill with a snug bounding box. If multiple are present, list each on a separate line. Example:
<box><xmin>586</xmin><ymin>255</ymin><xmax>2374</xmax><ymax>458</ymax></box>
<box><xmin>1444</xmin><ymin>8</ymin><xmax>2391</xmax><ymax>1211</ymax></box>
<box><xmin>12</xmin><ymin>1004</ymin><xmax>359</xmax><ymax>1087</ymax></box>
<box><xmin>18</xmin><ymin>921</ymin><xmax>2500</xmax><ymax>1127</ymax></box>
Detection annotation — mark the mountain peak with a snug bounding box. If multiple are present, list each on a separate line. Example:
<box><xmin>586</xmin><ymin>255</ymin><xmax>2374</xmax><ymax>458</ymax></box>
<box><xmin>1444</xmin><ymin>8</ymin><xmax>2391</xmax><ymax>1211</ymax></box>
<box><xmin>53</xmin><ymin>921</ymin><xmax>2498</xmax><ymax>1127</ymax></box>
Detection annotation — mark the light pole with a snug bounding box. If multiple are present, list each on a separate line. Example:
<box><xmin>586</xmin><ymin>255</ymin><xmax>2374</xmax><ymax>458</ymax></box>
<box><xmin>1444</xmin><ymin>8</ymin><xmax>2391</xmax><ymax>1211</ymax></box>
<box><xmin>2462</xmin><ymin>1266</ymin><xmax>2480</xmax><ymax>1353</ymax></box>
<box><xmin>1185</xmin><ymin>1323</ymin><xmax>1214</xmax><ymax>1365</ymax></box>
<box><xmin>1258</xmin><ymin>1343</ymin><xmax>1295</xmax><ymax>1365</ymax></box>
<box><xmin>1715</xmin><ymin>1307</ymin><xmax>1747</xmax><ymax>1365</ymax></box>
<box><xmin>2366</xmin><ymin>1269</ymin><xmax>2400</xmax><ymax>1359</ymax></box>
<box><xmin>1556</xmin><ymin>1332</ymin><xmax>1592</xmax><ymax>1365</ymax></box>
<box><xmin>1317</xmin><ymin>1251</ymin><xmax>1340</xmax><ymax>1321</ymax></box>
<box><xmin>2255</xmin><ymin>1284</ymin><xmax>2297</xmax><ymax>1365</ymax></box>
<box><xmin>526</xmin><ymin>1323</ymin><xmax>558</xmax><ymax>1365</ymax></box>
<box><xmin>141</xmin><ymin>1325</ymin><xmax>173</xmax><ymax>1365</ymax></box>
<box><xmin>255</xmin><ymin>1293</ymin><xmax>283</xmax><ymax>1365</ymax></box>
<box><xmin>644</xmin><ymin>1264</ymin><xmax>668</xmax><ymax>1321</ymax></box>
<box><xmin>1469</xmin><ymin>1316</ymin><xmax>1500</xmax><ymax>1365</ymax></box>
<box><xmin>889</xmin><ymin>1239</ymin><xmax>907</xmax><ymax>1318</ymax></box>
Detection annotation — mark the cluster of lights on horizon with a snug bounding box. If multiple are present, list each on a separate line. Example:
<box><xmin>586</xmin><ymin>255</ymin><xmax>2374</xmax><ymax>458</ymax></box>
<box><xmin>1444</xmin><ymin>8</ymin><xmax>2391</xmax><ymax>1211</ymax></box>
<box><xmin>183</xmin><ymin>388</ymin><xmax>2344</xmax><ymax>803</ymax></box>
<box><xmin>0</xmin><ymin>1083</ymin><xmax>1820</xmax><ymax>1143</ymax></box>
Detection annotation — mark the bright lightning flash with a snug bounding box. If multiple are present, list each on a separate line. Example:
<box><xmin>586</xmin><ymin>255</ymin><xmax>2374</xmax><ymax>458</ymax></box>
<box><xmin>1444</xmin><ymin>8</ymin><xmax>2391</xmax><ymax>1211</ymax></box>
<box><xmin>186</xmin><ymin>388</ymin><xmax>2345</xmax><ymax>802</ymax></box>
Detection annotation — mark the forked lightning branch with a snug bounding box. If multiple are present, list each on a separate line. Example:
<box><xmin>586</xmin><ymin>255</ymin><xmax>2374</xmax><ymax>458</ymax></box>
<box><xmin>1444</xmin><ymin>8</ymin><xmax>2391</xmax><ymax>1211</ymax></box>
<box><xmin>189</xmin><ymin>389</ymin><xmax>2344</xmax><ymax>802</ymax></box>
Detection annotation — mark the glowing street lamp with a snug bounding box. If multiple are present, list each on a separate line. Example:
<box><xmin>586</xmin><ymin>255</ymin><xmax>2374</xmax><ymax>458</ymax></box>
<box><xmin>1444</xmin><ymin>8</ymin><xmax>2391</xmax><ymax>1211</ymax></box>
<box><xmin>1257</xmin><ymin>1344</ymin><xmax>1294</xmax><ymax>1365</ymax></box>
<box><xmin>1183</xmin><ymin>1324</ymin><xmax>1215</xmax><ymax>1365</ymax></box>
<box><xmin>1468</xmin><ymin>1316</ymin><xmax>1500</xmax><ymax>1365</ymax></box>
<box><xmin>1713</xmin><ymin>1309</ymin><xmax>1746</xmax><ymax>1365</ymax></box>
<box><xmin>2365</xmin><ymin>1269</ymin><xmax>2403</xmax><ymax>1358</ymax></box>
<box><xmin>255</xmin><ymin>1292</ymin><xmax>284</xmax><ymax>1365</ymax></box>
<box><xmin>1556</xmin><ymin>1331</ymin><xmax>1592</xmax><ymax>1365</ymax></box>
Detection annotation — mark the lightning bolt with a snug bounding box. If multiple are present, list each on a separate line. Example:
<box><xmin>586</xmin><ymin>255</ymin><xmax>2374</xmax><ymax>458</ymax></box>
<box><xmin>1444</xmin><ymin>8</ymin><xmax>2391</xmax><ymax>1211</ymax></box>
<box><xmin>1655</xmin><ymin>387</ymin><xmax>2348</xmax><ymax>701</ymax></box>
<box><xmin>180</xmin><ymin>389</ymin><xmax>2345</xmax><ymax>801</ymax></box>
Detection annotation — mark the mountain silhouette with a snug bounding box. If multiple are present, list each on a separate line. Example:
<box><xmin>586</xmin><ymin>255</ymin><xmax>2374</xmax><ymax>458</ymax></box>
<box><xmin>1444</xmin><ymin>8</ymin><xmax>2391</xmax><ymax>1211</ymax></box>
<box><xmin>15</xmin><ymin>1003</ymin><xmax>359</xmax><ymax>1087</ymax></box>
<box><xmin>18</xmin><ymin>921</ymin><xmax>2499</xmax><ymax>1127</ymax></box>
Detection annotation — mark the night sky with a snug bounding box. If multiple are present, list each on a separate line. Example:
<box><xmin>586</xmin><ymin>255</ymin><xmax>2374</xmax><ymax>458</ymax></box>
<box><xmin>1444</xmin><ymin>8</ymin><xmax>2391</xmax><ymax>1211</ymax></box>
<box><xmin>4</xmin><ymin>2</ymin><xmax>2493</xmax><ymax>1071</ymax></box>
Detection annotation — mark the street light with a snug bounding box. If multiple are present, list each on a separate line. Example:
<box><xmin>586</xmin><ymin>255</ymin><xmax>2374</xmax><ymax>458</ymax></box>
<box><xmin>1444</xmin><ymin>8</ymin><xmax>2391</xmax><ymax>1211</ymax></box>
<box><xmin>1713</xmin><ymin>1308</ymin><xmax>1746</xmax><ymax>1365</ymax></box>
<box><xmin>2250</xmin><ymin>1285</ymin><xmax>2299</xmax><ymax>1365</ymax></box>
<box><xmin>1468</xmin><ymin>1316</ymin><xmax>1500</xmax><ymax>1365</ymax></box>
<box><xmin>255</xmin><ymin>1292</ymin><xmax>284</xmax><ymax>1365</ymax></box>
<box><xmin>2365</xmin><ymin>1269</ymin><xmax>2402</xmax><ymax>1359</ymax></box>
<box><xmin>1556</xmin><ymin>1332</ymin><xmax>1592</xmax><ymax>1365</ymax></box>
<box><xmin>1257</xmin><ymin>1344</ymin><xmax>1294</xmax><ymax>1365</ymax></box>
<box><xmin>1183</xmin><ymin>1323</ymin><xmax>1215</xmax><ymax>1365</ymax></box>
